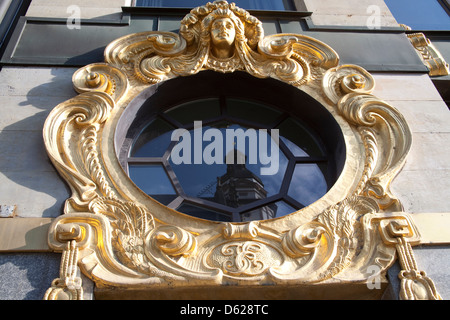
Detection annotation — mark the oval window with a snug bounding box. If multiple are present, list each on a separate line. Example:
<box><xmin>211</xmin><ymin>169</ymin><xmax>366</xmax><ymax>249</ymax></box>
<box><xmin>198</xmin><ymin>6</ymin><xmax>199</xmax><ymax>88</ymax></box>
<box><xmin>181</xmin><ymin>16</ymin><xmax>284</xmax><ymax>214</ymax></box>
<box><xmin>117</xmin><ymin>71</ymin><xmax>345</xmax><ymax>222</ymax></box>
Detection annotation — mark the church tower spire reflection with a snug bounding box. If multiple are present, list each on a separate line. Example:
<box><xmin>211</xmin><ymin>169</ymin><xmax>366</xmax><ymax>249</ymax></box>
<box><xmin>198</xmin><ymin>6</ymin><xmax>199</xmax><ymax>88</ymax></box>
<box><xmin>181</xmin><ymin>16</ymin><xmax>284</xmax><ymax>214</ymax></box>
<box><xmin>214</xmin><ymin>149</ymin><xmax>276</xmax><ymax>221</ymax></box>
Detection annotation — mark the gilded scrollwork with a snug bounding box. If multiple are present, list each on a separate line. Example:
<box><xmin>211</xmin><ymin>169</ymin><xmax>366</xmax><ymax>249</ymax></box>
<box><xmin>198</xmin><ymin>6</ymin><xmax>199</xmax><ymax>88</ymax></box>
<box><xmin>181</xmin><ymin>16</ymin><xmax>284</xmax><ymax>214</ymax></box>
<box><xmin>281</xmin><ymin>222</ymin><xmax>326</xmax><ymax>259</ymax></box>
<box><xmin>104</xmin><ymin>1</ymin><xmax>338</xmax><ymax>87</ymax></box>
<box><xmin>150</xmin><ymin>225</ymin><xmax>197</xmax><ymax>258</ymax></box>
<box><xmin>223</xmin><ymin>221</ymin><xmax>259</xmax><ymax>240</ymax></box>
<box><xmin>72</xmin><ymin>63</ymin><xmax>129</xmax><ymax>102</ymax></box>
<box><xmin>322</xmin><ymin>64</ymin><xmax>375</xmax><ymax>104</ymax></box>
<box><xmin>337</xmin><ymin>93</ymin><xmax>412</xmax><ymax>211</ymax></box>
<box><xmin>406</xmin><ymin>32</ymin><xmax>449</xmax><ymax>77</ymax></box>
<box><xmin>316</xmin><ymin>196</ymin><xmax>379</xmax><ymax>279</ymax></box>
<box><xmin>42</xmin><ymin>0</ymin><xmax>437</xmax><ymax>300</ymax></box>
<box><xmin>321</xmin><ymin>62</ymin><xmax>412</xmax><ymax>211</ymax></box>
<box><xmin>43</xmin><ymin>91</ymin><xmax>116</xmax><ymax>212</ymax></box>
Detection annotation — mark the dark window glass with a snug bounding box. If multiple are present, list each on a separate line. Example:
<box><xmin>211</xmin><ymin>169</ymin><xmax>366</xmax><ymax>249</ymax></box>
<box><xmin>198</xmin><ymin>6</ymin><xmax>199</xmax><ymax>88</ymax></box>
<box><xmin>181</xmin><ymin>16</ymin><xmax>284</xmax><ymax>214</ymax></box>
<box><xmin>165</xmin><ymin>98</ymin><xmax>221</xmax><ymax>125</ymax></box>
<box><xmin>227</xmin><ymin>99</ymin><xmax>283</xmax><ymax>125</ymax></box>
<box><xmin>134</xmin><ymin>0</ymin><xmax>295</xmax><ymax>11</ymax></box>
<box><xmin>241</xmin><ymin>201</ymin><xmax>296</xmax><ymax>221</ymax></box>
<box><xmin>177</xmin><ymin>203</ymin><xmax>232</xmax><ymax>221</ymax></box>
<box><xmin>131</xmin><ymin>118</ymin><xmax>175</xmax><ymax>157</ymax></box>
<box><xmin>276</xmin><ymin>118</ymin><xmax>325</xmax><ymax>157</ymax></box>
<box><xmin>385</xmin><ymin>0</ymin><xmax>450</xmax><ymax>30</ymax></box>
<box><xmin>126</xmin><ymin>97</ymin><xmax>331</xmax><ymax>222</ymax></box>
<box><xmin>0</xmin><ymin>1</ymin><xmax>31</xmax><ymax>57</ymax></box>
<box><xmin>287</xmin><ymin>164</ymin><xmax>328</xmax><ymax>206</ymax></box>
<box><xmin>128</xmin><ymin>164</ymin><xmax>177</xmax><ymax>205</ymax></box>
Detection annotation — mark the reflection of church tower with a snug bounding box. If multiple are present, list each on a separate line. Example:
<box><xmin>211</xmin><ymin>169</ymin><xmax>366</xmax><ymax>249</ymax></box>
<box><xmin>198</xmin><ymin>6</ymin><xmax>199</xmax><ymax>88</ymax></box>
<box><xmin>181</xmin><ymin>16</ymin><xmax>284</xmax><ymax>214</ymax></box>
<box><xmin>214</xmin><ymin>149</ymin><xmax>276</xmax><ymax>221</ymax></box>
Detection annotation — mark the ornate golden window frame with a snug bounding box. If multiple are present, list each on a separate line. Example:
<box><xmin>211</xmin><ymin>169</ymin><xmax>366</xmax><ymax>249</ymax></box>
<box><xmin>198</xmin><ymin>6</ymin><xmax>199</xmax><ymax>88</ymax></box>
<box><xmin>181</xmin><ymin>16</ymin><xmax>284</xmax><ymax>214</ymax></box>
<box><xmin>42</xmin><ymin>1</ymin><xmax>441</xmax><ymax>300</ymax></box>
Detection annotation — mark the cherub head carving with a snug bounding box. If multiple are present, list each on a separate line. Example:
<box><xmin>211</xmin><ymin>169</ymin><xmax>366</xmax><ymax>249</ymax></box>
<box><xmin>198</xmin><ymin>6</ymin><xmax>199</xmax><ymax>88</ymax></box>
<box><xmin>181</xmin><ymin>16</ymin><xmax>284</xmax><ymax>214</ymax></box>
<box><xmin>180</xmin><ymin>1</ymin><xmax>263</xmax><ymax>63</ymax></box>
<box><xmin>210</xmin><ymin>17</ymin><xmax>236</xmax><ymax>59</ymax></box>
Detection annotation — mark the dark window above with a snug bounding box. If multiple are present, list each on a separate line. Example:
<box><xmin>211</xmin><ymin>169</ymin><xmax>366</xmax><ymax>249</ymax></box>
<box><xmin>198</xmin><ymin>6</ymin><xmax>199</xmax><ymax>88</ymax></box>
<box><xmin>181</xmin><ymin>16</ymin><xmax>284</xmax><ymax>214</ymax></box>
<box><xmin>133</xmin><ymin>0</ymin><xmax>296</xmax><ymax>11</ymax></box>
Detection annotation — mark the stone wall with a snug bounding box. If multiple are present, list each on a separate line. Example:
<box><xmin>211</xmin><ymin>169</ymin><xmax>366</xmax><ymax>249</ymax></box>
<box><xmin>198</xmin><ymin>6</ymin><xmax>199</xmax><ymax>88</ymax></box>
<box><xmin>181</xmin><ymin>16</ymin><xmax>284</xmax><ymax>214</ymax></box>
<box><xmin>301</xmin><ymin>0</ymin><xmax>398</xmax><ymax>27</ymax></box>
<box><xmin>0</xmin><ymin>67</ymin><xmax>76</xmax><ymax>218</ymax></box>
<box><xmin>373</xmin><ymin>73</ymin><xmax>450</xmax><ymax>214</ymax></box>
<box><xmin>26</xmin><ymin>0</ymin><xmax>131</xmax><ymax>20</ymax></box>
<box><xmin>372</xmin><ymin>73</ymin><xmax>450</xmax><ymax>299</ymax></box>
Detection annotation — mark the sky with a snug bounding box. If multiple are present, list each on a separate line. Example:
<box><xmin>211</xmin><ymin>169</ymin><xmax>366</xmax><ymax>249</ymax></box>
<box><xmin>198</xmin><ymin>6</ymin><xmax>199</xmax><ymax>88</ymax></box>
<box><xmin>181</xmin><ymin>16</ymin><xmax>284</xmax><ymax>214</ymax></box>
<box><xmin>384</xmin><ymin>0</ymin><xmax>450</xmax><ymax>30</ymax></box>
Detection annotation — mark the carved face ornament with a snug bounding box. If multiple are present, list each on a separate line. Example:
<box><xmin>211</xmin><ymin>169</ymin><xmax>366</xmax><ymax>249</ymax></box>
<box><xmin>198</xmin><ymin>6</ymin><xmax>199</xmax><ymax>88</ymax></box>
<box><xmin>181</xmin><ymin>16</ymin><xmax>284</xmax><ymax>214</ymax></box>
<box><xmin>210</xmin><ymin>17</ymin><xmax>236</xmax><ymax>59</ymax></box>
<box><xmin>211</xmin><ymin>18</ymin><xmax>235</xmax><ymax>45</ymax></box>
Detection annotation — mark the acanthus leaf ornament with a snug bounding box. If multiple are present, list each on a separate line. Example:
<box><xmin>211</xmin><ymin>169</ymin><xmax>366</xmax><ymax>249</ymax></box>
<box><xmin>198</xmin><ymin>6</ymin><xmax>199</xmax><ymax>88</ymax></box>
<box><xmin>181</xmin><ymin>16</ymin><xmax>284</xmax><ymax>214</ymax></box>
<box><xmin>43</xmin><ymin>1</ymin><xmax>439</xmax><ymax>300</ymax></box>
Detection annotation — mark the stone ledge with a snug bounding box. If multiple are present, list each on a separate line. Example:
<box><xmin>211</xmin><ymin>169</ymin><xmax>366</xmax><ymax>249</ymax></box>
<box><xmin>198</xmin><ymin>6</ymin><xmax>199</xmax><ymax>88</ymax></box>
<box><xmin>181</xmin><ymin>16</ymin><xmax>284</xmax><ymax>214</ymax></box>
<box><xmin>0</xmin><ymin>213</ymin><xmax>449</xmax><ymax>252</ymax></box>
<box><xmin>411</xmin><ymin>213</ymin><xmax>450</xmax><ymax>245</ymax></box>
<box><xmin>0</xmin><ymin>217</ymin><xmax>53</xmax><ymax>252</ymax></box>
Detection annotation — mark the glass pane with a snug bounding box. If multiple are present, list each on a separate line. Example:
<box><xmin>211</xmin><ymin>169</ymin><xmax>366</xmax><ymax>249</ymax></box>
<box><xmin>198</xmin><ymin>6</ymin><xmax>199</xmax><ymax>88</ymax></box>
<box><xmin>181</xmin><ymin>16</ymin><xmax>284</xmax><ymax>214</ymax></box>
<box><xmin>240</xmin><ymin>201</ymin><xmax>296</xmax><ymax>221</ymax></box>
<box><xmin>168</xmin><ymin>123</ymin><xmax>288</xmax><ymax>206</ymax></box>
<box><xmin>177</xmin><ymin>203</ymin><xmax>232</xmax><ymax>222</ymax></box>
<box><xmin>273</xmin><ymin>201</ymin><xmax>297</xmax><ymax>217</ymax></box>
<box><xmin>287</xmin><ymin>164</ymin><xmax>328</xmax><ymax>207</ymax></box>
<box><xmin>131</xmin><ymin>118</ymin><xmax>175</xmax><ymax>157</ymax></box>
<box><xmin>384</xmin><ymin>0</ymin><xmax>450</xmax><ymax>30</ymax></box>
<box><xmin>135</xmin><ymin>0</ymin><xmax>294</xmax><ymax>10</ymax></box>
<box><xmin>277</xmin><ymin>118</ymin><xmax>325</xmax><ymax>157</ymax></box>
<box><xmin>129</xmin><ymin>164</ymin><xmax>177</xmax><ymax>205</ymax></box>
<box><xmin>280</xmin><ymin>136</ymin><xmax>308</xmax><ymax>157</ymax></box>
<box><xmin>164</xmin><ymin>98</ymin><xmax>221</xmax><ymax>125</ymax></box>
<box><xmin>126</xmin><ymin>94</ymin><xmax>335</xmax><ymax>222</ymax></box>
<box><xmin>227</xmin><ymin>98</ymin><xmax>282</xmax><ymax>125</ymax></box>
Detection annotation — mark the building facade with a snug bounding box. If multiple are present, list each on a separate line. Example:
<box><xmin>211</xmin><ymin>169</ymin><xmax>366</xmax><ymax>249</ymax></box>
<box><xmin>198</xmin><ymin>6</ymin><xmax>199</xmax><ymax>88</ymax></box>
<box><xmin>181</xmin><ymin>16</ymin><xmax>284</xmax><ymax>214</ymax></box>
<box><xmin>0</xmin><ymin>0</ymin><xmax>449</xmax><ymax>300</ymax></box>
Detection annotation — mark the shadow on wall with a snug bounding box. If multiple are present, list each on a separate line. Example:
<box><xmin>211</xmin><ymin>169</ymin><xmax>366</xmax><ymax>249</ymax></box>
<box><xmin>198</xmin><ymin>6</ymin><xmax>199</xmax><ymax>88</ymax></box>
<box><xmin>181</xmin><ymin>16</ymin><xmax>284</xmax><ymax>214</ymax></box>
<box><xmin>0</xmin><ymin>67</ymin><xmax>78</xmax><ymax>217</ymax></box>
